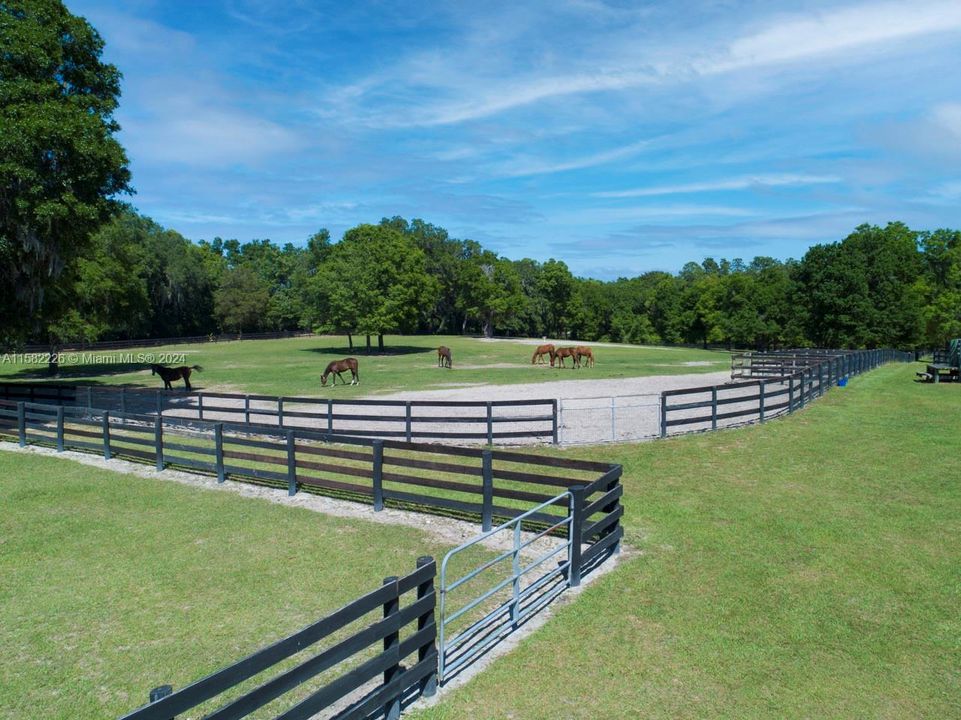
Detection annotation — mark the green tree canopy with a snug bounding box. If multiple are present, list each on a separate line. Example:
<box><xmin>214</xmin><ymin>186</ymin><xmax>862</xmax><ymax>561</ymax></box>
<box><xmin>313</xmin><ymin>224</ymin><xmax>438</xmax><ymax>348</ymax></box>
<box><xmin>1</xmin><ymin>0</ymin><xmax>131</xmax><ymax>344</ymax></box>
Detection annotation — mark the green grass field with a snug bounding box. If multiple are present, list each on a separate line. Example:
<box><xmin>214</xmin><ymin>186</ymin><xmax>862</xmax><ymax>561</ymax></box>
<box><xmin>0</xmin><ymin>453</ymin><xmax>490</xmax><ymax>720</ymax></box>
<box><xmin>0</xmin><ymin>335</ymin><xmax>727</xmax><ymax>396</ymax></box>
<box><xmin>411</xmin><ymin>363</ymin><xmax>961</xmax><ymax>719</ymax></box>
<box><xmin>3</xmin><ymin>362</ymin><xmax>958</xmax><ymax>718</ymax></box>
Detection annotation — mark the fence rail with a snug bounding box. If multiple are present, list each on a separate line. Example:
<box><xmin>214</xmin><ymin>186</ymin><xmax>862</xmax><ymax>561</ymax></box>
<box><xmin>662</xmin><ymin>348</ymin><xmax>912</xmax><ymax>437</ymax></box>
<box><xmin>0</xmin><ymin>396</ymin><xmax>623</xmax><ymax>715</ymax></box>
<box><xmin>0</xmin><ymin>383</ymin><xmax>558</xmax><ymax>445</ymax></box>
<box><xmin>119</xmin><ymin>558</ymin><xmax>437</xmax><ymax>720</ymax></box>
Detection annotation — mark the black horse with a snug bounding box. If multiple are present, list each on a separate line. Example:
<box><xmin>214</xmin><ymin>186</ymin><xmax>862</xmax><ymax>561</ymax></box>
<box><xmin>151</xmin><ymin>364</ymin><xmax>203</xmax><ymax>391</ymax></box>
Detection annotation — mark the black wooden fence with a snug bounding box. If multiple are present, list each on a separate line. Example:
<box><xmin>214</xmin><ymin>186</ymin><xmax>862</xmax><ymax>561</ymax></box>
<box><xmin>0</xmin><ymin>399</ymin><xmax>623</xmax><ymax>717</ymax></box>
<box><xmin>661</xmin><ymin>348</ymin><xmax>913</xmax><ymax>437</ymax></box>
<box><xmin>0</xmin><ymin>383</ymin><xmax>558</xmax><ymax>445</ymax></box>
<box><xmin>119</xmin><ymin>558</ymin><xmax>438</xmax><ymax>720</ymax></box>
<box><xmin>0</xmin><ymin>398</ymin><xmax>621</xmax><ymax>538</ymax></box>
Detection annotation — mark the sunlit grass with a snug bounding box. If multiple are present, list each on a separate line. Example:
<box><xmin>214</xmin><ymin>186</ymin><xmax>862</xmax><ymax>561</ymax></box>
<box><xmin>0</xmin><ymin>335</ymin><xmax>728</xmax><ymax>397</ymax></box>
<box><xmin>412</xmin><ymin>364</ymin><xmax>961</xmax><ymax>719</ymax></box>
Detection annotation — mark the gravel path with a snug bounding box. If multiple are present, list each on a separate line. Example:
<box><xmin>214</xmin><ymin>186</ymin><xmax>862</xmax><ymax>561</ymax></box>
<box><xmin>368</xmin><ymin>370</ymin><xmax>733</xmax><ymax>444</ymax></box>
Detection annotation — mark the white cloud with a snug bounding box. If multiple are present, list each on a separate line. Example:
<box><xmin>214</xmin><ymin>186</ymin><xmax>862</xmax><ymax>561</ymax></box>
<box><xmin>491</xmin><ymin>139</ymin><xmax>651</xmax><ymax>178</ymax></box>
<box><xmin>714</xmin><ymin>1</ymin><xmax>961</xmax><ymax>73</ymax></box>
<box><xmin>350</xmin><ymin>1</ymin><xmax>961</xmax><ymax>127</ymax></box>
<box><xmin>593</xmin><ymin>173</ymin><xmax>841</xmax><ymax>198</ymax></box>
<box><xmin>932</xmin><ymin>103</ymin><xmax>961</xmax><ymax>141</ymax></box>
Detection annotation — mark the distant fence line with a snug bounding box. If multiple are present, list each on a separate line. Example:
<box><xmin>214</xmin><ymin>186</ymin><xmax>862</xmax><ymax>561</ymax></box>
<box><xmin>0</xmin><ymin>396</ymin><xmax>622</xmax><ymax>718</ymax></box>
<box><xmin>661</xmin><ymin>348</ymin><xmax>912</xmax><ymax>437</ymax></box>
<box><xmin>0</xmin><ymin>383</ymin><xmax>558</xmax><ymax>445</ymax></box>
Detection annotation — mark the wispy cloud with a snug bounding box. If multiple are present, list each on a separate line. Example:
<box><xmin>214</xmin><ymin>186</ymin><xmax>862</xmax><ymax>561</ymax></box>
<box><xmin>593</xmin><ymin>174</ymin><xmax>841</xmax><ymax>198</ymax></box>
<box><xmin>348</xmin><ymin>1</ymin><xmax>961</xmax><ymax>128</ymax></box>
<box><xmin>490</xmin><ymin>139</ymin><xmax>652</xmax><ymax>178</ymax></box>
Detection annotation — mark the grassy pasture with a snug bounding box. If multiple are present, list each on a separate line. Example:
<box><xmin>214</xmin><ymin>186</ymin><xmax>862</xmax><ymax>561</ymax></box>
<box><xmin>413</xmin><ymin>363</ymin><xmax>961</xmax><ymax>719</ymax></box>
<box><xmin>0</xmin><ymin>335</ymin><xmax>727</xmax><ymax>396</ymax></box>
<box><xmin>0</xmin><ymin>452</ymin><xmax>495</xmax><ymax>720</ymax></box>
<box><xmin>5</xmin><ymin>362</ymin><xmax>956</xmax><ymax>718</ymax></box>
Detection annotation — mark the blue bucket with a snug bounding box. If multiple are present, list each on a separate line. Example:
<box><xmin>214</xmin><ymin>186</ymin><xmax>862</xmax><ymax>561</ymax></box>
<box><xmin>837</xmin><ymin>377</ymin><xmax>848</xmax><ymax>387</ymax></box>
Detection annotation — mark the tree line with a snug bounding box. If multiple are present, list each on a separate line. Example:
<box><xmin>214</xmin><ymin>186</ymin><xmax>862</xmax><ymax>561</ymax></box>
<box><xmin>3</xmin><ymin>2</ymin><xmax>959</xmax><ymax>353</ymax></box>
<box><xmin>21</xmin><ymin>208</ymin><xmax>961</xmax><ymax>352</ymax></box>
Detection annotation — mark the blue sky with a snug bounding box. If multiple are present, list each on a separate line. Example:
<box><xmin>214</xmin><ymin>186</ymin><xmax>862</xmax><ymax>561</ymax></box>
<box><xmin>71</xmin><ymin>0</ymin><xmax>961</xmax><ymax>279</ymax></box>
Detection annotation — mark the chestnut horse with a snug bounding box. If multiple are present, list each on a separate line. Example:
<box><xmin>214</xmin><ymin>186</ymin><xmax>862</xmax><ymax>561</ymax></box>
<box><xmin>437</xmin><ymin>346</ymin><xmax>452</xmax><ymax>368</ymax></box>
<box><xmin>574</xmin><ymin>346</ymin><xmax>595</xmax><ymax>368</ymax></box>
<box><xmin>553</xmin><ymin>347</ymin><xmax>579</xmax><ymax>368</ymax></box>
<box><xmin>531</xmin><ymin>343</ymin><xmax>555</xmax><ymax>365</ymax></box>
<box><xmin>321</xmin><ymin>358</ymin><xmax>359</xmax><ymax>386</ymax></box>
<box><xmin>151</xmin><ymin>364</ymin><xmax>203</xmax><ymax>391</ymax></box>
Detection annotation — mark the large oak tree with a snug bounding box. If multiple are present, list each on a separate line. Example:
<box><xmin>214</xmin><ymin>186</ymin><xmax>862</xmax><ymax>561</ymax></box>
<box><xmin>1</xmin><ymin>0</ymin><xmax>131</xmax><ymax>345</ymax></box>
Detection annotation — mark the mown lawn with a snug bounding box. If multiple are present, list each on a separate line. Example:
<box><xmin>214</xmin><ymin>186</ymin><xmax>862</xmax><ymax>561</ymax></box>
<box><xmin>412</xmin><ymin>363</ymin><xmax>961</xmax><ymax>719</ymax></box>
<box><xmin>0</xmin><ymin>452</ymin><xmax>478</xmax><ymax>720</ymax></box>
<box><xmin>0</xmin><ymin>335</ymin><xmax>727</xmax><ymax>396</ymax></box>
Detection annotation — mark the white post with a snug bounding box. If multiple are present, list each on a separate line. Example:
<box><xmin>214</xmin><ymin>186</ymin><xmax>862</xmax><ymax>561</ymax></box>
<box><xmin>610</xmin><ymin>397</ymin><xmax>616</xmax><ymax>442</ymax></box>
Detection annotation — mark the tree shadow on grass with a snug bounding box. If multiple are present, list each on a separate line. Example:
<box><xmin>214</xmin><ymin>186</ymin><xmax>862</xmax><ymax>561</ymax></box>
<box><xmin>300</xmin><ymin>345</ymin><xmax>433</xmax><ymax>356</ymax></box>
<box><xmin>2</xmin><ymin>362</ymin><xmax>151</xmax><ymax>382</ymax></box>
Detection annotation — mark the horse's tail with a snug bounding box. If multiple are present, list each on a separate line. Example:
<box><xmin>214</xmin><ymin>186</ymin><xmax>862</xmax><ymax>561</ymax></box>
<box><xmin>190</xmin><ymin>365</ymin><xmax>203</xmax><ymax>371</ymax></box>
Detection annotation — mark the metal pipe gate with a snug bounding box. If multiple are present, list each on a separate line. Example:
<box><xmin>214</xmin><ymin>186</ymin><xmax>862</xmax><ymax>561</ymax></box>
<box><xmin>438</xmin><ymin>491</ymin><xmax>575</xmax><ymax>683</ymax></box>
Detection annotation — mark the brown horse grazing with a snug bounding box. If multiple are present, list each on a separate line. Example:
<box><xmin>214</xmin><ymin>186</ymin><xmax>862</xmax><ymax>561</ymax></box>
<box><xmin>437</xmin><ymin>346</ymin><xmax>452</xmax><ymax>368</ymax></box>
<box><xmin>321</xmin><ymin>358</ymin><xmax>359</xmax><ymax>386</ymax></box>
<box><xmin>553</xmin><ymin>346</ymin><xmax>579</xmax><ymax>368</ymax></box>
<box><xmin>574</xmin><ymin>346</ymin><xmax>595</xmax><ymax>368</ymax></box>
<box><xmin>531</xmin><ymin>343</ymin><xmax>555</xmax><ymax>365</ymax></box>
<box><xmin>151</xmin><ymin>364</ymin><xmax>203</xmax><ymax>391</ymax></box>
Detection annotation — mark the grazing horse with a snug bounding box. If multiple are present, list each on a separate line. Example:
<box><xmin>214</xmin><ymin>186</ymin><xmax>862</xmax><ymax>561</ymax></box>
<box><xmin>553</xmin><ymin>346</ymin><xmax>579</xmax><ymax>369</ymax></box>
<box><xmin>531</xmin><ymin>343</ymin><xmax>555</xmax><ymax>365</ymax></box>
<box><xmin>574</xmin><ymin>346</ymin><xmax>595</xmax><ymax>368</ymax></box>
<box><xmin>437</xmin><ymin>346</ymin><xmax>452</xmax><ymax>368</ymax></box>
<box><xmin>151</xmin><ymin>364</ymin><xmax>203</xmax><ymax>391</ymax></box>
<box><xmin>321</xmin><ymin>358</ymin><xmax>359</xmax><ymax>386</ymax></box>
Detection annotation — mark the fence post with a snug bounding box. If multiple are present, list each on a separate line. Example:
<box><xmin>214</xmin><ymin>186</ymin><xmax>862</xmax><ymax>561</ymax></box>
<box><xmin>17</xmin><ymin>401</ymin><xmax>26</xmax><ymax>447</ymax></box>
<box><xmin>787</xmin><ymin>375</ymin><xmax>795</xmax><ymax>413</ymax></box>
<box><xmin>156</xmin><ymin>390</ymin><xmax>163</xmax><ymax>417</ymax></box>
<box><xmin>481</xmin><ymin>449</ymin><xmax>494</xmax><ymax>531</ymax></box>
<box><xmin>148</xmin><ymin>685</ymin><xmax>173</xmax><ymax>719</ymax></box>
<box><xmin>154</xmin><ymin>416</ymin><xmax>164</xmax><ymax>471</ymax></box>
<box><xmin>711</xmin><ymin>387</ymin><xmax>718</xmax><ymax>430</ymax></box>
<box><xmin>818</xmin><ymin>364</ymin><xmax>824</xmax><ymax>397</ymax></box>
<box><xmin>56</xmin><ymin>406</ymin><xmax>64</xmax><ymax>452</ymax></box>
<box><xmin>102</xmin><ymin>411</ymin><xmax>111</xmax><ymax>460</ymax></box>
<box><xmin>610</xmin><ymin>397</ymin><xmax>616</xmax><ymax>442</ymax></box>
<box><xmin>120</xmin><ymin>386</ymin><xmax>126</xmax><ymax>416</ymax></box>
<box><xmin>244</xmin><ymin>395</ymin><xmax>250</xmax><ymax>424</ymax></box>
<box><xmin>416</xmin><ymin>556</ymin><xmax>438</xmax><ymax>698</ymax></box>
<box><xmin>659</xmin><ymin>394</ymin><xmax>667</xmax><ymax>438</ymax></box>
<box><xmin>551</xmin><ymin>399</ymin><xmax>559</xmax><ymax>445</ymax></box>
<box><xmin>758</xmin><ymin>380</ymin><xmax>766</xmax><ymax>423</ymax></box>
<box><xmin>486</xmin><ymin>402</ymin><xmax>494</xmax><ymax>445</ymax></box>
<box><xmin>382</xmin><ymin>576</ymin><xmax>401</xmax><ymax>720</ymax></box>
<box><xmin>405</xmin><ymin>402</ymin><xmax>413</xmax><ymax>443</ymax></box>
<box><xmin>569</xmin><ymin>485</ymin><xmax>585</xmax><ymax>588</ymax></box>
<box><xmin>373</xmin><ymin>440</ymin><xmax>384</xmax><ymax>511</ymax></box>
<box><xmin>327</xmin><ymin>399</ymin><xmax>333</xmax><ymax>439</ymax></box>
<box><xmin>197</xmin><ymin>392</ymin><xmax>204</xmax><ymax>421</ymax></box>
<box><xmin>286</xmin><ymin>430</ymin><xmax>296</xmax><ymax>496</ymax></box>
<box><xmin>511</xmin><ymin>521</ymin><xmax>522</xmax><ymax>627</ymax></box>
<box><xmin>215</xmin><ymin>423</ymin><xmax>225</xmax><ymax>483</ymax></box>
<box><xmin>278</xmin><ymin>397</ymin><xmax>284</xmax><ymax>427</ymax></box>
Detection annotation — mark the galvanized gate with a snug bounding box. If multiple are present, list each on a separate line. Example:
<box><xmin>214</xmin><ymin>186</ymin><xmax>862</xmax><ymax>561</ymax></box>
<box><xmin>438</xmin><ymin>492</ymin><xmax>575</xmax><ymax>682</ymax></box>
